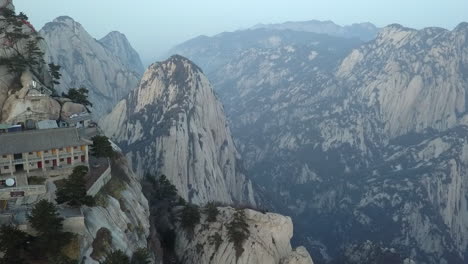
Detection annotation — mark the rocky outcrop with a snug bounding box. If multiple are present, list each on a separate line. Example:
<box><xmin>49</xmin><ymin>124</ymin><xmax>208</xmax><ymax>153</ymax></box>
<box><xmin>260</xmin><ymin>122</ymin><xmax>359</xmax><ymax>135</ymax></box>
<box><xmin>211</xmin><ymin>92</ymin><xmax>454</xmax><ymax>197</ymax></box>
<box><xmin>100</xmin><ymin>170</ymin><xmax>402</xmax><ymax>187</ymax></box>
<box><xmin>99</xmin><ymin>31</ymin><xmax>145</xmax><ymax>74</ymax></box>
<box><xmin>101</xmin><ymin>55</ymin><xmax>256</xmax><ymax>205</ymax></box>
<box><xmin>251</xmin><ymin>20</ymin><xmax>379</xmax><ymax>41</ymax></box>
<box><xmin>80</xmin><ymin>156</ymin><xmax>152</xmax><ymax>263</ymax></box>
<box><xmin>40</xmin><ymin>16</ymin><xmax>141</xmax><ymax>118</ymax></box>
<box><xmin>174</xmin><ymin>207</ymin><xmax>313</xmax><ymax>264</ymax></box>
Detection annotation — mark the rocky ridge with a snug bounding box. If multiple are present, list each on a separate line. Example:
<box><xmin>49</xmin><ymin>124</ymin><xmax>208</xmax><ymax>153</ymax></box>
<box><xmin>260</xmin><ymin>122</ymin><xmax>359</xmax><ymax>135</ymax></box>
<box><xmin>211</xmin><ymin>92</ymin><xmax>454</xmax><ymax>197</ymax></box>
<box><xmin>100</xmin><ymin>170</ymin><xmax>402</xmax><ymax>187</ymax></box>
<box><xmin>251</xmin><ymin>20</ymin><xmax>379</xmax><ymax>41</ymax></box>
<box><xmin>40</xmin><ymin>16</ymin><xmax>141</xmax><ymax>118</ymax></box>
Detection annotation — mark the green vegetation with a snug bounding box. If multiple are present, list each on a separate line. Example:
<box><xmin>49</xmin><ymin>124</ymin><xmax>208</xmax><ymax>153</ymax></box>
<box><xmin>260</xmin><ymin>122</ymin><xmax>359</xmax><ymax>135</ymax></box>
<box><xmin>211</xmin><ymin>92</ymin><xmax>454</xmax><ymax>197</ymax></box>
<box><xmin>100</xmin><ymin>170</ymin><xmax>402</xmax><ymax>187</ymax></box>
<box><xmin>95</xmin><ymin>192</ymin><xmax>109</xmax><ymax>207</ymax></box>
<box><xmin>91</xmin><ymin>135</ymin><xmax>115</xmax><ymax>158</ymax></box>
<box><xmin>0</xmin><ymin>8</ymin><xmax>60</xmax><ymax>92</ymax></box>
<box><xmin>63</xmin><ymin>87</ymin><xmax>93</xmax><ymax>107</ymax></box>
<box><xmin>95</xmin><ymin>248</ymin><xmax>152</xmax><ymax>264</ymax></box>
<box><xmin>48</xmin><ymin>63</ymin><xmax>62</xmax><ymax>85</ymax></box>
<box><xmin>155</xmin><ymin>174</ymin><xmax>178</xmax><ymax>200</ymax></box>
<box><xmin>27</xmin><ymin>176</ymin><xmax>46</xmax><ymax>185</ymax></box>
<box><xmin>209</xmin><ymin>232</ymin><xmax>223</xmax><ymax>251</ymax></box>
<box><xmin>205</xmin><ymin>202</ymin><xmax>220</xmax><ymax>222</ymax></box>
<box><xmin>102</xmin><ymin>177</ymin><xmax>126</xmax><ymax>200</ymax></box>
<box><xmin>226</xmin><ymin>209</ymin><xmax>250</xmax><ymax>259</ymax></box>
<box><xmin>0</xmin><ymin>200</ymin><xmax>75</xmax><ymax>263</ymax></box>
<box><xmin>180</xmin><ymin>204</ymin><xmax>201</xmax><ymax>233</ymax></box>
<box><xmin>131</xmin><ymin>248</ymin><xmax>151</xmax><ymax>264</ymax></box>
<box><xmin>143</xmin><ymin>174</ymin><xmax>179</xmax><ymax>204</ymax></box>
<box><xmin>0</xmin><ymin>225</ymin><xmax>30</xmax><ymax>264</ymax></box>
<box><xmin>28</xmin><ymin>200</ymin><xmax>64</xmax><ymax>236</ymax></box>
<box><xmin>56</xmin><ymin>165</ymin><xmax>95</xmax><ymax>207</ymax></box>
<box><xmin>91</xmin><ymin>228</ymin><xmax>113</xmax><ymax>260</ymax></box>
<box><xmin>28</xmin><ymin>200</ymin><xmax>74</xmax><ymax>259</ymax></box>
<box><xmin>101</xmin><ymin>250</ymin><xmax>129</xmax><ymax>264</ymax></box>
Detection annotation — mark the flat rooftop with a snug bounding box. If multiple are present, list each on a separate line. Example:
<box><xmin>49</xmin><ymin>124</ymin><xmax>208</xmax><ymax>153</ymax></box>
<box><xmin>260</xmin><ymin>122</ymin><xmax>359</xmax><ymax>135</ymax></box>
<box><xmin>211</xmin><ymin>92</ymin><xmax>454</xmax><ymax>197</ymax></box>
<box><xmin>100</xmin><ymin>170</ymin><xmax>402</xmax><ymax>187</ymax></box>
<box><xmin>0</xmin><ymin>127</ymin><xmax>90</xmax><ymax>155</ymax></box>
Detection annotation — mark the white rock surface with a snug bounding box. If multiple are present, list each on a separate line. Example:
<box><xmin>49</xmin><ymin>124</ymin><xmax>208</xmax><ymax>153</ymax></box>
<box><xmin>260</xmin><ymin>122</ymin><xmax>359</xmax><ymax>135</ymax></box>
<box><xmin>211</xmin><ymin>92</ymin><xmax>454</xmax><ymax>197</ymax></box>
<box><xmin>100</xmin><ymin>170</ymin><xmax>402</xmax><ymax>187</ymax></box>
<box><xmin>40</xmin><ymin>16</ymin><xmax>140</xmax><ymax>118</ymax></box>
<box><xmin>101</xmin><ymin>55</ymin><xmax>256</xmax><ymax>206</ymax></box>
<box><xmin>99</xmin><ymin>31</ymin><xmax>145</xmax><ymax>74</ymax></box>
<box><xmin>80</xmin><ymin>157</ymin><xmax>151</xmax><ymax>263</ymax></box>
<box><xmin>174</xmin><ymin>207</ymin><xmax>313</xmax><ymax>264</ymax></box>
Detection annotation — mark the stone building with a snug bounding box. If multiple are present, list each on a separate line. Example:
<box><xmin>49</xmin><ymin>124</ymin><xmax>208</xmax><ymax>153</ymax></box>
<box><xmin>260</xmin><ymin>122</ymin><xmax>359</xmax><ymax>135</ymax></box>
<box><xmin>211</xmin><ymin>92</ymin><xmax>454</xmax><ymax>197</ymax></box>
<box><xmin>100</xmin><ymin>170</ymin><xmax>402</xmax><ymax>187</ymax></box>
<box><xmin>0</xmin><ymin>127</ymin><xmax>91</xmax><ymax>176</ymax></box>
<box><xmin>0</xmin><ymin>128</ymin><xmax>91</xmax><ymax>199</ymax></box>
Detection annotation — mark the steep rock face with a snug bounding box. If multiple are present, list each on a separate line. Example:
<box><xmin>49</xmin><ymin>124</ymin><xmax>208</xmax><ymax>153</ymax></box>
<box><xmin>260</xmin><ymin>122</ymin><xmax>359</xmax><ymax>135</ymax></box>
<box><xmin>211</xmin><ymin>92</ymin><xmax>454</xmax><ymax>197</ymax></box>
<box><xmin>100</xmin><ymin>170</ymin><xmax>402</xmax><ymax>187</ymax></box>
<box><xmin>99</xmin><ymin>31</ymin><xmax>145</xmax><ymax>74</ymax></box>
<box><xmin>337</xmin><ymin>24</ymin><xmax>468</xmax><ymax>138</ymax></box>
<box><xmin>81</xmin><ymin>156</ymin><xmax>152</xmax><ymax>263</ymax></box>
<box><xmin>251</xmin><ymin>20</ymin><xmax>379</xmax><ymax>41</ymax></box>
<box><xmin>40</xmin><ymin>16</ymin><xmax>140</xmax><ymax>118</ymax></box>
<box><xmin>0</xmin><ymin>3</ymin><xmax>58</xmax><ymax>123</ymax></box>
<box><xmin>100</xmin><ymin>55</ymin><xmax>256</xmax><ymax>205</ymax></box>
<box><xmin>168</xmin><ymin>24</ymin><xmax>468</xmax><ymax>264</ymax></box>
<box><xmin>174</xmin><ymin>207</ymin><xmax>314</xmax><ymax>264</ymax></box>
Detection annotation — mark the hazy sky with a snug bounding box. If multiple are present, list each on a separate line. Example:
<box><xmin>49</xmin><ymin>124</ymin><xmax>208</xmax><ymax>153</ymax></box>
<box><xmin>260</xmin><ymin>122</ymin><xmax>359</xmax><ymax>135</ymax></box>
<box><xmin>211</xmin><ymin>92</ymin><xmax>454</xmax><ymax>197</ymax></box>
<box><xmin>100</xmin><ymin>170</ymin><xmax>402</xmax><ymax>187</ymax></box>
<box><xmin>14</xmin><ymin>0</ymin><xmax>468</xmax><ymax>65</ymax></box>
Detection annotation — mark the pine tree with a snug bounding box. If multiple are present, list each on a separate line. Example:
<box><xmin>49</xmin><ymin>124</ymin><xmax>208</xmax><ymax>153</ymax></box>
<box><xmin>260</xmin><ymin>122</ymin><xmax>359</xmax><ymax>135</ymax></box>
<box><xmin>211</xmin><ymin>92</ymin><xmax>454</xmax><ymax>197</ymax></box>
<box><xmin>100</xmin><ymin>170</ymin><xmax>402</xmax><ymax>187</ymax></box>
<box><xmin>0</xmin><ymin>225</ymin><xmax>30</xmax><ymax>264</ymax></box>
<box><xmin>63</xmin><ymin>87</ymin><xmax>93</xmax><ymax>107</ymax></box>
<box><xmin>131</xmin><ymin>248</ymin><xmax>151</xmax><ymax>264</ymax></box>
<box><xmin>28</xmin><ymin>200</ymin><xmax>63</xmax><ymax>235</ymax></box>
<box><xmin>48</xmin><ymin>63</ymin><xmax>62</xmax><ymax>85</ymax></box>
<box><xmin>91</xmin><ymin>135</ymin><xmax>115</xmax><ymax>158</ymax></box>
<box><xmin>101</xmin><ymin>250</ymin><xmax>130</xmax><ymax>264</ymax></box>
<box><xmin>56</xmin><ymin>165</ymin><xmax>95</xmax><ymax>207</ymax></box>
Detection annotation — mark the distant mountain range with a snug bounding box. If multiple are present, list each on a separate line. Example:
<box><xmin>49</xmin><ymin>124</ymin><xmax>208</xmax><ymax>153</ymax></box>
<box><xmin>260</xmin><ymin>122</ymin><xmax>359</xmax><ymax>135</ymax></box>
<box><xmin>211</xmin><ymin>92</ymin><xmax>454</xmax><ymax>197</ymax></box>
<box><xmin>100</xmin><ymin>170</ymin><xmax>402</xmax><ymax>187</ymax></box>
<box><xmin>251</xmin><ymin>20</ymin><xmax>379</xmax><ymax>41</ymax></box>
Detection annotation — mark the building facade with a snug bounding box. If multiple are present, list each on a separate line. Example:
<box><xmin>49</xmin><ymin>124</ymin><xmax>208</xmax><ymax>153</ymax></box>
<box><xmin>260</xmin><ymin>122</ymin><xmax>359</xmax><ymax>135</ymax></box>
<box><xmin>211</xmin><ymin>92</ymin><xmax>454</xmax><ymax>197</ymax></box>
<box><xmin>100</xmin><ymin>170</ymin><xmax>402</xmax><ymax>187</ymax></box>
<box><xmin>0</xmin><ymin>128</ymin><xmax>91</xmax><ymax>198</ymax></box>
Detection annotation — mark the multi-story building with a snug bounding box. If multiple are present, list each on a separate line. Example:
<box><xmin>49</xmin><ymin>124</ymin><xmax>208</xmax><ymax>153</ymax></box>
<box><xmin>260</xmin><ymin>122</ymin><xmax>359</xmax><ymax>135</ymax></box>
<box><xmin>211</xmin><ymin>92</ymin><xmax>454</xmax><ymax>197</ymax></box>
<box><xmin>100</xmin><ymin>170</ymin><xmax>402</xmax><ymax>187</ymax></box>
<box><xmin>0</xmin><ymin>128</ymin><xmax>91</xmax><ymax>199</ymax></box>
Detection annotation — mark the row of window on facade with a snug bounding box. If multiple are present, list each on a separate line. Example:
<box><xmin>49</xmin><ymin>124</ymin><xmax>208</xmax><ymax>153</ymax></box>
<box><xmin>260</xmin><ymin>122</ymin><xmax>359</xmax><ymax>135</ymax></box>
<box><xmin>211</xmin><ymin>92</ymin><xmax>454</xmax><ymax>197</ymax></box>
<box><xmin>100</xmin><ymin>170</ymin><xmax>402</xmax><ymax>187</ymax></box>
<box><xmin>0</xmin><ymin>155</ymin><xmax>87</xmax><ymax>175</ymax></box>
<box><xmin>1</xmin><ymin>146</ymin><xmax>86</xmax><ymax>159</ymax></box>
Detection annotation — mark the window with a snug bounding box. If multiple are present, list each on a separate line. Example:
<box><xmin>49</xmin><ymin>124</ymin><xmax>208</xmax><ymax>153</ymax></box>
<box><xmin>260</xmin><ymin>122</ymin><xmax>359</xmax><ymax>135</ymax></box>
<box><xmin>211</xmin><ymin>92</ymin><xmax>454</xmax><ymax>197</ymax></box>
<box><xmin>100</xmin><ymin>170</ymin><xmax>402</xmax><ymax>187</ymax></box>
<box><xmin>73</xmin><ymin>146</ymin><xmax>78</xmax><ymax>150</ymax></box>
<box><xmin>44</xmin><ymin>150</ymin><xmax>49</xmax><ymax>154</ymax></box>
<box><xmin>29</xmin><ymin>152</ymin><xmax>33</xmax><ymax>155</ymax></box>
<box><xmin>45</xmin><ymin>160</ymin><xmax>50</xmax><ymax>164</ymax></box>
<box><xmin>2</xmin><ymin>155</ymin><xmax>7</xmax><ymax>158</ymax></box>
<box><xmin>3</xmin><ymin>166</ymin><xmax>8</xmax><ymax>169</ymax></box>
<box><xmin>74</xmin><ymin>156</ymin><xmax>79</xmax><ymax>160</ymax></box>
<box><xmin>60</xmin><ymin>158</ymin><xmax>64</xmax><ymax>162</ymax></box>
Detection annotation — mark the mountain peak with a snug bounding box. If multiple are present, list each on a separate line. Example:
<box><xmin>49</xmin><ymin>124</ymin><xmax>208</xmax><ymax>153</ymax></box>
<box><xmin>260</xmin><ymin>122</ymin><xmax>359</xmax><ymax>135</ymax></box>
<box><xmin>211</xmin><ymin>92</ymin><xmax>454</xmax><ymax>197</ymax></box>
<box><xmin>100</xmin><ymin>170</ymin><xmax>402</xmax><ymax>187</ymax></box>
<box><xmin>53</xmin><ymin>15</ymin><xmax>77</xmax><ymax>24</ymax></box>
<box><xmin>99</xmin><ymin>30</ymin><xmax>145</xmax><ymax>74</ymax></box>
<box><xmin>156</xmin><ymin>55</ymin><xmax>204</xmax><ymax>75</ymax></box>
<box><xmin>454</xmin><ymin>22</ymin><xmax>468</xmax><ymax>32</ymax></box>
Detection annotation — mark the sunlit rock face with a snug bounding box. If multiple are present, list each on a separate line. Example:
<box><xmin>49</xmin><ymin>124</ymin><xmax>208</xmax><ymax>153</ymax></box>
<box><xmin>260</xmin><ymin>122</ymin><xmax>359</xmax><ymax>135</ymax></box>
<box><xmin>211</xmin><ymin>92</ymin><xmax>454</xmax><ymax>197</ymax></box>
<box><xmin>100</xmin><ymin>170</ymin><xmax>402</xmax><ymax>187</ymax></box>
<box><xmin>40</xmin><ymin>16</ymin><xmax>141</xmax><ymax>118</ymax></box>
<box><xmin>173</xmin><ymin>207</ymin><xmax>314</xmax><ymax>264</ymax></box>
<box><xmin>101</xmin><ymin>55</ymin><xmax>256</xmax><ymax>206</ymax></box>
<box><xmin>80</xmin><ymin>156</ymin><xmax>152</xmax><ymax>264</ymax></box>
<box><xmin>167</xmin><ymin>24</ymin><xmax>468</xmax><ymax>263</ymax></box>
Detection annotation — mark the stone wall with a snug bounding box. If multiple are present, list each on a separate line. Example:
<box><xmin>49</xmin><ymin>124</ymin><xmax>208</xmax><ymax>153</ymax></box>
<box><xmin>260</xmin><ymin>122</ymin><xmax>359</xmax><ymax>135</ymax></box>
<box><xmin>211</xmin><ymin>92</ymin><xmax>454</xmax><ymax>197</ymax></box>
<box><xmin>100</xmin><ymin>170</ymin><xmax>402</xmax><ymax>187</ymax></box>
<box><xmin>86</xmin><ymin>166</ymin><xmax>111</xmax><ymax>196</ymax></box>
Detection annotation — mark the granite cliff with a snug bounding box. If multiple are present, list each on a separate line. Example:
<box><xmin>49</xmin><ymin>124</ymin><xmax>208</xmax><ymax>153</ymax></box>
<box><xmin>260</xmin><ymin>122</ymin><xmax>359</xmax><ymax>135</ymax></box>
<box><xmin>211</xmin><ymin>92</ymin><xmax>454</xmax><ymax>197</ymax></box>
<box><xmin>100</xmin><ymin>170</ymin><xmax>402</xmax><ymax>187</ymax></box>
<box><xmin>101</xmin><ymin>55</ymin><xmax>256</xmax><ymax>205</ymax></box>
<box><xmin>40</xmin><ymin>16</ymin><xmax>141</xmax><ymax>118</ymax></box>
